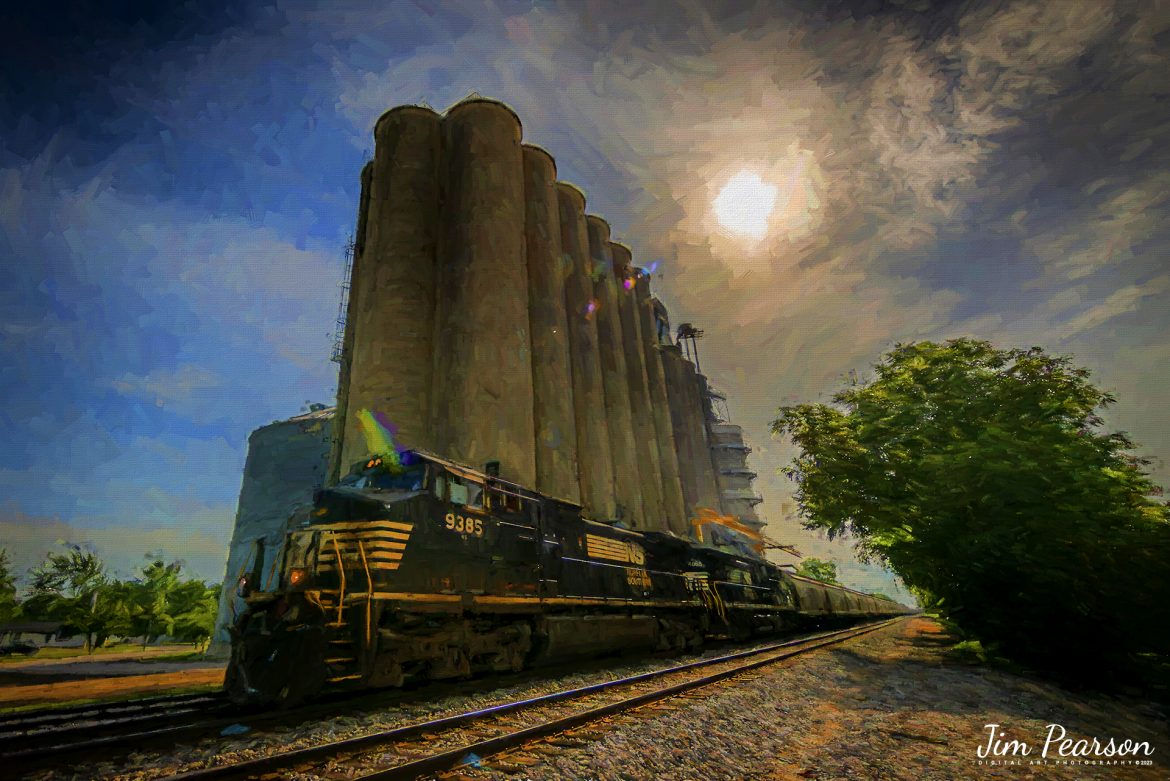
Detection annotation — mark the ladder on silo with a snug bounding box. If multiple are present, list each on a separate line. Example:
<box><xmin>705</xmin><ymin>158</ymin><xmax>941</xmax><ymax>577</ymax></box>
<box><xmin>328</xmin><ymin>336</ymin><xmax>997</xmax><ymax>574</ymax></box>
<box><xmin>330</xmin><ymin>235</ymin><xmax>355</xmax><ymax>363</ymax></box>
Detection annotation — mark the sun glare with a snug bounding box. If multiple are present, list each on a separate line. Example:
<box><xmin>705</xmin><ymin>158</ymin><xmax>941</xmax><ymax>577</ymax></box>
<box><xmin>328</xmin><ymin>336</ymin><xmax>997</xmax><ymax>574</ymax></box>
<box><xmin>713</xmin><ymin>171</ymin><xmax>778</xmax><ymax>240</ymax></box>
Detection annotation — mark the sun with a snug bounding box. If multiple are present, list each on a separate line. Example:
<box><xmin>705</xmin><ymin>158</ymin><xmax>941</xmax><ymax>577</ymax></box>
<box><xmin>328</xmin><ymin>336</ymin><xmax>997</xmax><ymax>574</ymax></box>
<box><xmin>713</xmin><ymin>171</ymin><xmax>778</xmax><ymax>240</ymax></box>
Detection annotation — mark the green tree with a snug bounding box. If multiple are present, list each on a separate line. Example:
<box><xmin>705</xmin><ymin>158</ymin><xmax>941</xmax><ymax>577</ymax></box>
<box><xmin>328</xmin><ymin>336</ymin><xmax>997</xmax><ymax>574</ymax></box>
<box><xmin>25</xmin><ymin>546</ymin><xmax>114</xmax><ymax>651</ymax></box>
<box><xmin>131</xmin><ymin>560</ymin><xmax>182</xmax><ymax>647</ymax></box>
<box><xmin>0</xmin><ymin>549</ymin><xmax>20</xmax><ymax>624</ymax></box>
<box><xmin>794</xmin><ymin>557</ymin><xmax>839</xmax><ymax>584</ymax></box>
<box><xmin>772</xmin><ymin>339</ymin><xmax>1170</xmax><ymax>678</ymax></box>
<box><xmin>171</xmin><ymin>581</ymin><xmax>220</xmax><ymax>649</ymax></box>
<box><xmin>90</xmin><ymin>580</ymin><xmax>135</xmax><ymax>650</ymax></box>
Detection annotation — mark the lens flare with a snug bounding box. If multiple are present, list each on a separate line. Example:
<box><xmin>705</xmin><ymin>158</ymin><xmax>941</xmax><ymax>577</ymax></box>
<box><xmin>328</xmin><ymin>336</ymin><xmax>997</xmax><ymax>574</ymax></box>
<box><xmin>355</xmin><ymin>408</ymin><xmax>402</xmax><ymax>467</ymax></box>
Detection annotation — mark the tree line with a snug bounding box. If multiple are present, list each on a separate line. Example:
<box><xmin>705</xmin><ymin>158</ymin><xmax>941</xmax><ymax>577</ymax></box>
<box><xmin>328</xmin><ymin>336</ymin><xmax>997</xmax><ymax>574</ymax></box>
<box><xmin>773</xmin><ymin>339</ymin><xmax>1170</xmax><ymax>686</ymax></box>
<box><xmin>0</xmin><ymin>545</ymin><xmax>220</xmax><ymax>652</ymax></box>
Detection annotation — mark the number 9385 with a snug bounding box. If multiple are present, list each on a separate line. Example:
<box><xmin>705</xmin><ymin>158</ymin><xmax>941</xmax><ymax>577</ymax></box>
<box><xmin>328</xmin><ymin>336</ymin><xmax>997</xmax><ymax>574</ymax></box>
<box><xmin>445</xmin><ymin>512</ymin><xmax>484</xmax><ymax>537</ymax></box>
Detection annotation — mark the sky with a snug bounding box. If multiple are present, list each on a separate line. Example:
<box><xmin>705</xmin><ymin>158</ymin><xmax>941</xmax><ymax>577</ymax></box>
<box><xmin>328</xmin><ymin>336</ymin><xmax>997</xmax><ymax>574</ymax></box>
<box><xmin>1</xmin><ymin>0</ymin><xmax>1167</xmax><ymax>599</ymax></box>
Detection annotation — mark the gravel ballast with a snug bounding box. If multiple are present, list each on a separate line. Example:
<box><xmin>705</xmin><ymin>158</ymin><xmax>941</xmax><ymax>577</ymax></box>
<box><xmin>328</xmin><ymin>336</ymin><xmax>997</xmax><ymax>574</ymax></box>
<box><xmin>440</xmin><ymin>618</ymin><xmax>1168</xmax><ymax>781</ymax></box>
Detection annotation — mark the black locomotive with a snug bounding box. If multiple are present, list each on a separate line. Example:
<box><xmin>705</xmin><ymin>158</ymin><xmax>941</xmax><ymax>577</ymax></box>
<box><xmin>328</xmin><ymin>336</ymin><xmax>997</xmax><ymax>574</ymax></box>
<box><xmin>227</xmin><ymin>450</ymin><xmax>910</xmax><ymax>706</ymax></box>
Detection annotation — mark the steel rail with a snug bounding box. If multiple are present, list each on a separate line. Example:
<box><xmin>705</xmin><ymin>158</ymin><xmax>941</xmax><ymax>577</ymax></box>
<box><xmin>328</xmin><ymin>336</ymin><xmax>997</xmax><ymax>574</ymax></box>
<box><xmin>357</xmin><ymin>617</ymin><xmax>902</xmax><ymax>780</ymax></box>
<box><xmin>0</xmin><ymin>681</ymin><xmax>418</xmax><ymax>767</ymax></box>
<box><xmin>0</xmin><ymin>699</ymin><xmax>234</xmax><ymax>755</ymax></box>
<box><xmin>162</xmin><ymin>618</ymin><xmax>903</xmax><ymax>781</ymax></box>
<box><xmin>1</xmin><ymin>638</ymin><xmax>734</xmax><ymax>769</ymax></box>
<box><xmin>0</xmin><ymin>692</ymin><xmax>222</xmax><ymax>732</ymax></box>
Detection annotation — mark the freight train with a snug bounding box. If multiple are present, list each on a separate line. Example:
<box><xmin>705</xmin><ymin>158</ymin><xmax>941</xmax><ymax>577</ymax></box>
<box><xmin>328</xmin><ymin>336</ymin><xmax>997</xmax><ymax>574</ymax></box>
<box><xmin>226</xmin><ymin>451</ymin><xmax>911</xmax><ymax>706</ymax></box>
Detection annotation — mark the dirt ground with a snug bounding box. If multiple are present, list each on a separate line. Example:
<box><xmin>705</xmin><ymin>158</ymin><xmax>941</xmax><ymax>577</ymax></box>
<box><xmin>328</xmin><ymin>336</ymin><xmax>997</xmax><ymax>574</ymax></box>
<box><xmin>450</xmin><ymin>617</ymin><xmax>1169</xmax><ymax>781</ymax></box>
<box><xmin>0</xmin><ymin>649</ymin><xmax>225</xmax><ymax>708</ymax></box>
<box><xmin>0</xmin><ymin>668</ymin><xmax>225</xmax><ymax>707</ymax></box>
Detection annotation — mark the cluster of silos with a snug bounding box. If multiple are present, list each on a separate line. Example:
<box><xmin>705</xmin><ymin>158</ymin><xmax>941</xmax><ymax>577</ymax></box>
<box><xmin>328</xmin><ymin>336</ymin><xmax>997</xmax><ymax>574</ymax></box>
<box><xmin>330</xmin><ymin>98</ymin><xmax>742</xmax><ymax>536</ymax></box>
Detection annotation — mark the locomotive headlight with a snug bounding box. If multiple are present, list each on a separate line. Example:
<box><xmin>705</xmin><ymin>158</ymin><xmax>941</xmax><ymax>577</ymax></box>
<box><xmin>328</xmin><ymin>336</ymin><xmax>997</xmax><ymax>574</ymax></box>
<box><xmin>289</xmin><ymin>568</ymin><xmax>306</xmax><ymax>586</ymax></box>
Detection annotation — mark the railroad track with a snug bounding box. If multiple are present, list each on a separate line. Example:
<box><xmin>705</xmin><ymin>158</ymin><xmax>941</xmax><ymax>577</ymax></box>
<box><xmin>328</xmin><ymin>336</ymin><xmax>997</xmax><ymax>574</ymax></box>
<box><xmin>0</xmin><ymin>676</ymin><xmax>442</xmax><ymax>769</ymax></box>
<box><xmin>0</xmin><ymin>691</ymin><xmax>223</xmax><ymax>734</ymax></box>
<box><xmin>0</xmin><ymin>691</ymin><xmax>239</xmax><ymax>761</ymax></box>
<box><xmin>0</xmin><ymin>633</ymin><xmax>780</xmax><ymax>773</ymax></box>
<box><xmin>157</xmin><ymin>617</ymin><xmax>904</xmax><ymax>781</ymax></box>
<box><xmin>0</xmin><ymin>692</ymin><xmax>230</xmax><ymax>753</ymax></box>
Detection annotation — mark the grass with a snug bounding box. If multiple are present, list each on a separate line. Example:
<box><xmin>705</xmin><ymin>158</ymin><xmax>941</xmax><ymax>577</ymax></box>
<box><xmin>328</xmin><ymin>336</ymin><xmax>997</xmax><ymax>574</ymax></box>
<box><xmin>0</xmin><ymin>680</ymin><xmax>224</xmax><ymax>714</ymax></box>
<box><xmin>0</xmin><ymin>643</ymin><xmax>205</xmax><ymax>665</ymax></box>
<box><xmin>946</xmin><ymin>639</ymin><xmax>989</xmax><ymax>664</ymax></box>
<box><xmin>132</xmin><ymin>650</ymin><xmax>210</xmax><ymax>663</ymax></box>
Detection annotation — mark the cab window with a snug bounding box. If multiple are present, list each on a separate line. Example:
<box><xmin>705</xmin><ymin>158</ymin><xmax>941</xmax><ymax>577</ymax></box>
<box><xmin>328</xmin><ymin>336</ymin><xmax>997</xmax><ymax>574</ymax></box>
<box><xmin>486</xmin><ymin>482</ymin><xmax>524</xmax><ymax>513</ymax></box>
<box><xmin>728</xmin><ymin>568</ymin><xmax>753</xmax><ymax>586</ymax></box>
<box><xmin>447</xmin><ymin>475</ymin><xmax>484</xmax><ymax>508</ymax></box>
<box><xmin>368</xmin><ymin>464</ymin><xmax>425</xmax><ymax>491</ymax></box>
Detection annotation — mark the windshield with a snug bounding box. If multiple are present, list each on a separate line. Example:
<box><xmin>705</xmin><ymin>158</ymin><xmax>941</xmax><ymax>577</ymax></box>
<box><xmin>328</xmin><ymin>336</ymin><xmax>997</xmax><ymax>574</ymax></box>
<box><xmin>341</xmin><ymin>463</ymin><xmax>425</xmax><ymax>491</ymax></box>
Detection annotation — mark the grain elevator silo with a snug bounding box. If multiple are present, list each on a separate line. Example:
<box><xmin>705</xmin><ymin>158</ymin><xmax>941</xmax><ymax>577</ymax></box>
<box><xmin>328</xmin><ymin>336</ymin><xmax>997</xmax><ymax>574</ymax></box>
<box><xmin>326</xmin><ymin>96</ymin><xmax>769</xmax><ymax>547</ymax></box>
<box><xmin>635</xmin><ymin>274</ymin><xmax>689</xmax><ymax>536</ymax></box>
<box><xmin>587</xmin><ymin>217</ymin><xmax>645</xmax><ymax>528</ymax></box>
<box><xmin>334</xmin><ymin>106</ymin><xmax>442</xmax><ymax>478</ymax></box>
<box><xmin>611</xmin><ymin>243</ymin><xmax>665</xmax><ymax>528</ymax></box>
<box><xmin>558</xmin><ymin>183</ymin><xmax>617</xmax><ymax>520</ymax></box>
<box><xmin>523</xmin><ymin>145</ymin><xmax>579</xmax><ymax>503</ymax></box>
<box><xmin>430</xmin><ymin>99</ymin><xmax>536</xmax><ymax>486</ymax></box>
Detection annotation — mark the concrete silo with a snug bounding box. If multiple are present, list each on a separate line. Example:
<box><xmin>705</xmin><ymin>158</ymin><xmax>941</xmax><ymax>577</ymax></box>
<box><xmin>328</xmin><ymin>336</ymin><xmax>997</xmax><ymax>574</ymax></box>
<box><xmin>523</xmin><ymin>145</ymin><xmax>579</xmax><ymax>503</ymax></box>
<box><xmin>662</xmin><ymin>344</ymin><xmax>721</xmax><ymax>522</ymax></box>
<box><xmin>430</xmin><ymin>99</ymin><xmax>536</xmax><ymax>486</ymax></box>
<box><xmin>610</xmin><ymin>243</ymin><xmax>665</xmax><ymax>530</ymax></box>
<box><xmin>587</xmin><ymin>217</ymin><xmax>644</xmax><ymax>528</ymax></box>
<box><xmin>634</xmin><ymin>273</ymin><xmax>689</xmax><ymax>536</ymax></box>
<box><xmin>558</xmin><ymin>184</ymin><xmax>616</xmax><ymax>520</ymax></box>
<box><xmin>684</xmin><ymin>363</ymin><xmax>723</xmax><ymax>514</ymax></box>
<box><xmin>339</xmin><ymin>106</ymin><xmax>442</xmax><ymax>474</ymax></box>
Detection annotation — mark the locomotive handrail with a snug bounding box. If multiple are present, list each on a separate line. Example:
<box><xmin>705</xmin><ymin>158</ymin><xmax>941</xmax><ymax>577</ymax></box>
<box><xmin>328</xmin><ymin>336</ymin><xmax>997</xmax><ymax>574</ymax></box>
<box><xmin>330</xmin><ymin>533</ymin><xmax>346</xmax><ymax>626</ymax></box>
<box><xmin>357</xmin><ymin>540</ymin><xmax>373</xmax><ymax>648</ymax></box>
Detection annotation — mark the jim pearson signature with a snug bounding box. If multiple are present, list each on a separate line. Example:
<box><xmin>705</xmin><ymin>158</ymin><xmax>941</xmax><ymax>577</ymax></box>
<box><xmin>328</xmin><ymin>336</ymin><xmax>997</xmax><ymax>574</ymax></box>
<box><xmin>978</xmin><ymin>723</ymin><xmax>1155</xmax><ymax>762</ymax></box>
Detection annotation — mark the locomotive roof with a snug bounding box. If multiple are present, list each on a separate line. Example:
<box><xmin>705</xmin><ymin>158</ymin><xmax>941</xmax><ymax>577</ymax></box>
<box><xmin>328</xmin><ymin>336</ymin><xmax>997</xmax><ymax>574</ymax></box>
<box><xmin>406</xmin><ymin>449</ymin><xmax>584</xmax><ymax>510</ymax></box>
<box><xmin>580</xmin><ymin>517</ymin><xmax>647</xmax><ymax>538</ymax></box>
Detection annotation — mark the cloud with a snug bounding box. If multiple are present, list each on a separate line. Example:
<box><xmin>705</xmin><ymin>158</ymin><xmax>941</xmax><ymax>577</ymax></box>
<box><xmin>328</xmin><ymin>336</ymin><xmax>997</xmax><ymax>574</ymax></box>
<box><xmin>4</xmin><ymin>0</ymin><xmax>1168</xmax><ymax>600</ymax></box>
<box><xmin>109</xmin><ymin>363</ymin><xmax>223</xmax><ymax>408</ymax></box>
<box><xmin>1059</xmin><ymin>275</ymin><xmax>1170</xmax><ymax>339</ymax></box>
<box><xmin>0</xmin><ymin>505</ymin><xmax>233</xmax><ymax>586</ymax></box>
